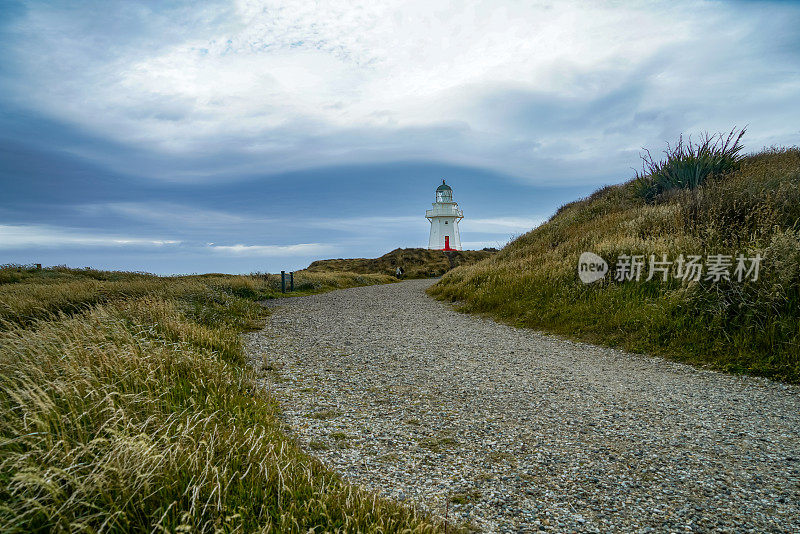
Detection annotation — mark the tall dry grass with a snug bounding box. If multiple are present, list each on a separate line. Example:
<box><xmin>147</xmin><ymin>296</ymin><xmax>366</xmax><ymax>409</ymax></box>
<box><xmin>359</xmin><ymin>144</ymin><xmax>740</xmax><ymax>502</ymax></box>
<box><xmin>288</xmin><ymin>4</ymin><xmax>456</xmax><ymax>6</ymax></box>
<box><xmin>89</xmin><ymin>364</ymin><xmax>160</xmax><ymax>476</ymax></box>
<box><xmin>0</xmin><ymin>268</ymin><xmax>395</xmax><ymax>328</ymax></box>
<box><xmin>0</xmin><ymin>269</ymin><xmax>435</xmax><ymax>532</ymax></box>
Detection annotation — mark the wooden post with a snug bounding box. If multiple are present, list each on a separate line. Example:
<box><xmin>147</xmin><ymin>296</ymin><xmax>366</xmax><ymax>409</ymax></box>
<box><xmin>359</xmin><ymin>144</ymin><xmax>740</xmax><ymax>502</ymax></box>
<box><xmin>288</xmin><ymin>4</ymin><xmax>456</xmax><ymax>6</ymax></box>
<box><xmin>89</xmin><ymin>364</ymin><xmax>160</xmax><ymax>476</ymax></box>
<box><xmin>290</xmin><ymin>271</ymin><xmax>294</xmax><ymax>292</ymax></box>
<box><xmin>281</xmin><ymin>271</ymin><xmax>286</xmax><ymax>293</ymax></box>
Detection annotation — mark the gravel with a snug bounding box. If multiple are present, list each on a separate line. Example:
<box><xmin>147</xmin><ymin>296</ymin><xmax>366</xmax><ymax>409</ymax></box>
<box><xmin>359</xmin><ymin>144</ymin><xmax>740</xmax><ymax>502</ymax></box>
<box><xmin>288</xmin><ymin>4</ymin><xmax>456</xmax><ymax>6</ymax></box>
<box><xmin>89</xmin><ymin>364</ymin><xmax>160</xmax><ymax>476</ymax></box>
<box><xmin>245</xmin><ymin>279</ymin><xmax>800</xmax><ymax>533</ymax></box>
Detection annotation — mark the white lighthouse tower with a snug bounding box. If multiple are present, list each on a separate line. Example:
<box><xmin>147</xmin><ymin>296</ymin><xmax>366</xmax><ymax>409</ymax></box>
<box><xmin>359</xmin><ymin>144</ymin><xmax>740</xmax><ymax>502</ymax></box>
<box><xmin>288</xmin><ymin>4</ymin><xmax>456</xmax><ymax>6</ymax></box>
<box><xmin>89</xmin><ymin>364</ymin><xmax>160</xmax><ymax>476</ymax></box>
<box><xmin>426</xmin><ymin>180</ymin><xmax>463</xmax><ymax>251</ymax></box>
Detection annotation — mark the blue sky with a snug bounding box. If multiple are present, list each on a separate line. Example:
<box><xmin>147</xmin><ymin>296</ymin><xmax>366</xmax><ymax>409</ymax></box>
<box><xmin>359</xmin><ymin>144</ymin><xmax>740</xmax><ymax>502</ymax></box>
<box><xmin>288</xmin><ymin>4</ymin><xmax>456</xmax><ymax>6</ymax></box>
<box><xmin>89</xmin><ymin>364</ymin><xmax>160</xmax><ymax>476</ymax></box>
<box><xmin>1</xmin><ymin>0</ymin><xmax>799</xmax><ymax>274</ymax></box>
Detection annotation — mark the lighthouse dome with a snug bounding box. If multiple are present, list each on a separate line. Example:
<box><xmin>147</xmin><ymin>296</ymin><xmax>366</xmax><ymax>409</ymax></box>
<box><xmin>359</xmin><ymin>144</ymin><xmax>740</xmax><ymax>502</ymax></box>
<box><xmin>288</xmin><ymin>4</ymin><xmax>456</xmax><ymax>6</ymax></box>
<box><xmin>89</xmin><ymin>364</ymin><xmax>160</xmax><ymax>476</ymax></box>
<box><xmin>435</xmin><ymin>180</ymin><xmax>453</xmax><ymax>202</ymax></box>
<box><xmin>436</xmin><ymin>180</ymin><xmax>453</xmax><ymax>202</ymax></box>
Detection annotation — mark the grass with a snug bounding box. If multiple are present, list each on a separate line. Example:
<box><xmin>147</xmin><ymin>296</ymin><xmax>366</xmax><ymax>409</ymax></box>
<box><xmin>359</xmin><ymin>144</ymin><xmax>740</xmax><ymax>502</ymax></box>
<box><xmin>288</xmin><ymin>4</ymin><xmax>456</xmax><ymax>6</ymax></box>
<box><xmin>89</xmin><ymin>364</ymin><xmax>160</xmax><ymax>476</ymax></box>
<box><xmin>306</xmin><ymin>248</ymin><xmax>496</xmax><ymax>279</ymax></box>
<box><xmin>419</xmin><ymin>435</ymin><xmax>459</xmax><ymax>453</ymax></box>
<box><xmin>448</xmin><ymin>490</ymin><xmax>481</xmax><ymax>505</ymax></box>
<box><xmin>429</xmin><ymin>141</ymin><xmax>800</xmax><ymax>383</ymax></box>
<box><xmin>486</xmin><ymin>452</ymin><xmax>516</xmax><ymax>465</ymax></box>
<box><xmin>0</xmin><ymin>267</ymin><xmax>440</xmax><ymax>532</ymax></box>
<box><xmin>329</xmin><ymin>432</ymin><xmax>350</xmax><ymax>449</ymax></box>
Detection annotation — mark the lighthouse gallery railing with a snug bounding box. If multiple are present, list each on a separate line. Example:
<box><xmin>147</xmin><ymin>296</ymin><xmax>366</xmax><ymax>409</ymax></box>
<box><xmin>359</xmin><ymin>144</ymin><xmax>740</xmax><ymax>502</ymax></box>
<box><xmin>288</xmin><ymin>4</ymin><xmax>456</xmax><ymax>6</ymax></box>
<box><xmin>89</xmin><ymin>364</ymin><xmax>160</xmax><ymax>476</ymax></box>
<box><xmin>426</xmin><ymin>207</ymin><xmax>463</xmax><ymax>218</ymax></box>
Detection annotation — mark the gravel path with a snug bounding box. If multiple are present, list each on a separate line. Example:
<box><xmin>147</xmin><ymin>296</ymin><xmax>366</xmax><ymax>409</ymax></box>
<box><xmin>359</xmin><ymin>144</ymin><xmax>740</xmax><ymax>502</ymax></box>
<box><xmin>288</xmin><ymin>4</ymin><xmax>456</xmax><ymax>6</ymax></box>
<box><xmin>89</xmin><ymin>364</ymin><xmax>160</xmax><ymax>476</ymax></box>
<box><xmin>245</xmin><ymin>279</ymin><xmax>800</xmax><ymax>533</ymax></box>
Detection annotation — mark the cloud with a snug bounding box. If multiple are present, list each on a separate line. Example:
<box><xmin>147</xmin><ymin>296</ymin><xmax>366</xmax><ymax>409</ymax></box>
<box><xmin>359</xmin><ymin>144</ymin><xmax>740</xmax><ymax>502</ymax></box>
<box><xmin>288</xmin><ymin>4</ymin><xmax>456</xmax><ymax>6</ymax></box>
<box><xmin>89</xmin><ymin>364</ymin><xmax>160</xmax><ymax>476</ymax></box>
<box><xmin>0</xmin><ymin>222</ymin><xmax>335</xmax><ymax>259</ymax></box>
<box><xmin>75</xmin><ymin>204</ymin><xmax>428</xmax><ymax>234</ymax></box>
<box><xmin>0</xmin><ymin>224</ymin><xmax>180</xmax><ymax>249</ymax></box>
<box><xmin>2</xmin><ymin>1</ymin><xmax>798</xmax><ymax>184</ymax></box>
<box><xmin>462</xmin><ymin>217</ymin><xmax>545</xmax><ymax>234</ymax></box>
<box><xmin>303</xmin><ymin>216</ymin><xmax>425</xmax><ymax>232</ymax></box>
<box><xmin>208</xmin><ymin>243</ymin><xmax>337</xmax><ymax>256</ymax></box>
<box><xmin>79</xmin><ymin>202</ymin><xmax>263</xmax><ymax>226</ymax></box>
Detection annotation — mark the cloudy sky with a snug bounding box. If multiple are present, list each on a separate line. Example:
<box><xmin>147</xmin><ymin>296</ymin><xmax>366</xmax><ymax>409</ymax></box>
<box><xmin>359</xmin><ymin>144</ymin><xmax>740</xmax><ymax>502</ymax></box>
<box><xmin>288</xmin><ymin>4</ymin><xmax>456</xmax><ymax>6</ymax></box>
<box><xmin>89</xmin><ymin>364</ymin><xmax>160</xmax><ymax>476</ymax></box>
<box><xmin>1</xmin><ymin>0</ymin><xmax>798</xmax><ymax>274</ymax></box>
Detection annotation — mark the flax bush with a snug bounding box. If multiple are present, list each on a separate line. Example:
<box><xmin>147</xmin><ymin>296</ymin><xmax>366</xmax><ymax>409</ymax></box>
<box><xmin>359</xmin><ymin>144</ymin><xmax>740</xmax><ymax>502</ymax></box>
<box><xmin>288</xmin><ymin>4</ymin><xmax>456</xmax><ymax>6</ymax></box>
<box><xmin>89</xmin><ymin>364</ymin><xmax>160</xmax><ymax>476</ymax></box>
<box><xmin>634</xmin><ymin>128</ymin><xmax>746</xmax><ymax>202</ymax></box>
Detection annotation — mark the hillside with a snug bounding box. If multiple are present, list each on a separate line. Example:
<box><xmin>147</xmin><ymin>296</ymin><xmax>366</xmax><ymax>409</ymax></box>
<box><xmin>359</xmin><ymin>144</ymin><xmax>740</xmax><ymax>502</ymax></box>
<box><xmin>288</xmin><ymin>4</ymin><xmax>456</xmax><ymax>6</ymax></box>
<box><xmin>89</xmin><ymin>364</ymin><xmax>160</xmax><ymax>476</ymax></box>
<box><xmin>430</xmin><ymin>140</ymin><xmax>800</xmax><ymax>382</ymax></box>
<box><xmin>306</xmin><ymin>247</ymin><xmax>496</xmax><ymax>278</ymax></box>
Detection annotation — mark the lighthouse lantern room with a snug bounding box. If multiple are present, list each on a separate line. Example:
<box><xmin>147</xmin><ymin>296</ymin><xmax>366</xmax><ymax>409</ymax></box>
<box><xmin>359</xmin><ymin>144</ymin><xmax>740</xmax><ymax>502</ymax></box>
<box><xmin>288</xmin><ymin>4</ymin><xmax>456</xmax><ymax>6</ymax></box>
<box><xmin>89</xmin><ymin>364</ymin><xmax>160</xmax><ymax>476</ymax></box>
<box><xmin>426</xmin><ymin>180</ymin><xmax>463</xmax><ymax>251</ymax></box>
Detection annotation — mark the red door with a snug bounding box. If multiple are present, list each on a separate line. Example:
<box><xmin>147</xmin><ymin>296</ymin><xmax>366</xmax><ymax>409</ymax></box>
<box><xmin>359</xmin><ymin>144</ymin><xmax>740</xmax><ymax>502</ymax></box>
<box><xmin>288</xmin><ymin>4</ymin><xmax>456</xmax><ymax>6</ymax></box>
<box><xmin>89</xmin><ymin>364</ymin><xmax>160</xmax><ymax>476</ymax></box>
<box><xmin>444</xmin><ymin>236</ymin><xmax>450</xmax><ymax>250</ymax></box>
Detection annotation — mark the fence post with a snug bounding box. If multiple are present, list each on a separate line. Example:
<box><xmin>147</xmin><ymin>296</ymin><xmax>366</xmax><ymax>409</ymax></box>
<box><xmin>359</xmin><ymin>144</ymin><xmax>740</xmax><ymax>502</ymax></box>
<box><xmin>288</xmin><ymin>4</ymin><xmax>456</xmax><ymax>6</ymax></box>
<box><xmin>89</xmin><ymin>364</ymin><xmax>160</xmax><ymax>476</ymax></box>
<box><xmin>281</xmin><ymin>271</ymin><xmax>286</xmax><ymax>293</ymax></box>
<box><xmin>290</xmin><ymin>271</ymin><xmax>294</xmax><ymax>292</ymax></box>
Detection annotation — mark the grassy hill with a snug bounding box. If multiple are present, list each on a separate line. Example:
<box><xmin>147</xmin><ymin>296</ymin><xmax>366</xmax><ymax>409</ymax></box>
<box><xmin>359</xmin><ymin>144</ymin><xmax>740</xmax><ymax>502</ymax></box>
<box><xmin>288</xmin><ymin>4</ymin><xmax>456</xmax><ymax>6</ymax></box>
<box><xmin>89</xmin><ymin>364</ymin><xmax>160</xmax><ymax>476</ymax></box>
<box><xmin>430</xmin><ymin>136</ymin><xmax>800</xmax><ymax>383</ymax></box>
<box><xmin>0</xmin><ymin>266</ymin><xmax>440</xmax><ymax>532</ymax></box>
<box><xmin>306</xmin><ymin>247</ymin><xmax>496</xmax><ymax>278</ymax></box>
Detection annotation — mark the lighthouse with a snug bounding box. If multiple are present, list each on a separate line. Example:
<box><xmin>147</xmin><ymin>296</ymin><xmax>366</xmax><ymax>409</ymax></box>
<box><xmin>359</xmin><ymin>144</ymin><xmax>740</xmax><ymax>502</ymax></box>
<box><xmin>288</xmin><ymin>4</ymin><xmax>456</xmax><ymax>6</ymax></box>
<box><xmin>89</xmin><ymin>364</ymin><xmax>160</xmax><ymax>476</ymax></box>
<box><xmin>426</xmin><ymin>180</ymin><xmax>463</xmax><ymax>251</ymax></box>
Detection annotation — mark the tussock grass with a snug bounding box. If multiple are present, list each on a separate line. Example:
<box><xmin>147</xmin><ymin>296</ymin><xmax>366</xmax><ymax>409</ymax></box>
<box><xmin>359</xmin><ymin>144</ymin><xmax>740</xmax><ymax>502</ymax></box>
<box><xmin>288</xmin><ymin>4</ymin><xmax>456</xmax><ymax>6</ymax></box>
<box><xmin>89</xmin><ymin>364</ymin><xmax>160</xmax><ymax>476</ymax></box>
<box><xmin>0</xmin><ymin>268</ymin><xmax>437</xmax><ymax>532</ymax></box>
<box><xmin>430</xmin><ymin>145</ymin><xmax>800</xmax><ymax>382</ymax></box>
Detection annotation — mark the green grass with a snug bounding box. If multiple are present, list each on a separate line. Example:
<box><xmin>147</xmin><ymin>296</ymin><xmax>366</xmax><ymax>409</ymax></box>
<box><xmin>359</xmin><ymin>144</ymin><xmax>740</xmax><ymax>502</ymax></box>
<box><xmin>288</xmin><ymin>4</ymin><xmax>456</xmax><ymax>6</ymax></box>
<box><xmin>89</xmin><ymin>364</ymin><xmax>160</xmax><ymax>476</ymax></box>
<box><xmin>419</xmin><ymin>435</ymin><xmax>459</xmax><ymax>453</ymax></box>
<box><xmin>448</xmin><ymin>490</ymin><xmax>481</xmax><ymax>505</ymax></box>
<box><xmin>0</xmin><ymin>268</ymin><xmax>440</xmax><ymax>532</ymax></box>
<box><xmin>429</xmin><ymin>143</ymin><xmax>800</xmax><ymax>383</ymax></box>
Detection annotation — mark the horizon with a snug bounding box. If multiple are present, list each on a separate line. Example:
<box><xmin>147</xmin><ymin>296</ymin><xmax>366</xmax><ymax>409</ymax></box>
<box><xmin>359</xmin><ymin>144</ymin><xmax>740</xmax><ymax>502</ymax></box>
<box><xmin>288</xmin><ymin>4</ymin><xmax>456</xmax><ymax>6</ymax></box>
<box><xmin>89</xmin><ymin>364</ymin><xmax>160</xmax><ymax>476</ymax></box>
<box><xmin>2</xmin><ymin>0</ymin><xmax>799</xmax><ymax>275</ymax></box>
